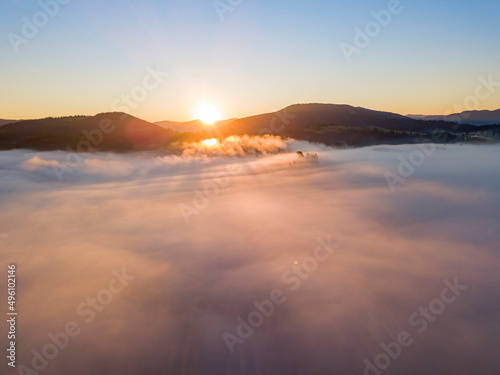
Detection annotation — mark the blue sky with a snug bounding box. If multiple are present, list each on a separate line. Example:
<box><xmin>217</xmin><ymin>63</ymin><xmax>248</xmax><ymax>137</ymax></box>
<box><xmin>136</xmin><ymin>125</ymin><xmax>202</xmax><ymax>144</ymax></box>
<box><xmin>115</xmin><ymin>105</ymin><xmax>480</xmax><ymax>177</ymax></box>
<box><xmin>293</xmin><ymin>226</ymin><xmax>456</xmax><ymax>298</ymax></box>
<box><xmin>1</xmin><ymin>0</ymin><xmax>499</xmax><ymax>121</ymax></box>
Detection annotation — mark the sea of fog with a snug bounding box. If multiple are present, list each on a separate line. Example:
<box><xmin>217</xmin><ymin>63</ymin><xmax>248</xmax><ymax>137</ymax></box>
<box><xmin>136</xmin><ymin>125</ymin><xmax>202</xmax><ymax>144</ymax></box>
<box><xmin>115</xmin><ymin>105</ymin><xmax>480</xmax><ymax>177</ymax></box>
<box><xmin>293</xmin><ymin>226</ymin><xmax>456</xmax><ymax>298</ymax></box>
<box><xmin>0</xmin><ymin>143</ymin><xmax>499</xmax><ymax>375</ymax></box>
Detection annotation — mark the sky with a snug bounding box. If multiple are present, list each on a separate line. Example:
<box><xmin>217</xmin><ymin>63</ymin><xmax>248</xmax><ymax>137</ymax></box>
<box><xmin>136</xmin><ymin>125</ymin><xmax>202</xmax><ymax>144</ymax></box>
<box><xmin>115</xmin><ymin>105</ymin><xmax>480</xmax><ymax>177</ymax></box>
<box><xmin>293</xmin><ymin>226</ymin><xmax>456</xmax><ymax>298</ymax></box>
<box><xmin>1</xmin><ymin>0</ymin><xmax>500</xmax><ymax>122</ymax></box>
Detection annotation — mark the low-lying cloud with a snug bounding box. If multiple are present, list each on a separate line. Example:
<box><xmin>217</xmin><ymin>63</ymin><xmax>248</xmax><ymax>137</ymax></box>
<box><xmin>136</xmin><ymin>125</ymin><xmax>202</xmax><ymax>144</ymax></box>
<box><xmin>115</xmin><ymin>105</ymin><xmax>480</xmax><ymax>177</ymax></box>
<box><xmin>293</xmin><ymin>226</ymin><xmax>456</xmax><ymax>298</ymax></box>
<box><xmin>0</xmin><ymin>144</ymin><xmax>499</xmax><ymax>375</ymax></box>
<box><xmin>182</xmin><ymin>135</ymin><xmax>288</xmax><ymax>156</ymax></box>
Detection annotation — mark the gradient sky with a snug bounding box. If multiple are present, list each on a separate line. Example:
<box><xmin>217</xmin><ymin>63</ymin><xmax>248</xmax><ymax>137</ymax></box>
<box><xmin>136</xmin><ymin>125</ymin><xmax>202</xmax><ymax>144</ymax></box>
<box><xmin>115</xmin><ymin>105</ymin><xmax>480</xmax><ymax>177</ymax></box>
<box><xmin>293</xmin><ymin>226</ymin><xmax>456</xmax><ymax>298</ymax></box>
<box><xmin>1</xmin><ymin>0</ymin><xmax>499</xmax><ymax>122</ymax></box>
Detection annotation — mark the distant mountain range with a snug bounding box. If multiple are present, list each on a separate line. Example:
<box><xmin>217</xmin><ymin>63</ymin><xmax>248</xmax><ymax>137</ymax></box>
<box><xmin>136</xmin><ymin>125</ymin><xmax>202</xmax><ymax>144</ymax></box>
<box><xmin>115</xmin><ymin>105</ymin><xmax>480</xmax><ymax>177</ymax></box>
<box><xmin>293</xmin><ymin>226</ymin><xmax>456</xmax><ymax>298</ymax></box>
<box><xmin>0</xmin><ymin>119</ymin><xmax>21</xmax><ymax>126</ymax></box>
<box><xmin>1</xmin><ymin>104</ymin><xmax>499</xmax><ymax>152</ymax></box>
<box><xmin>155</xmin><ymin>118</ymin><xmax>236</xmax><ymax>133</ymax></box>
<box><xmin>218</xmin><ymin>103</ymin><xmax>473</xmax><ymax>135</ymax></box>
<box><xmin>407</xmin><ymin>109</ymin><xmax>500</xmax><ymax>125</ymax></box>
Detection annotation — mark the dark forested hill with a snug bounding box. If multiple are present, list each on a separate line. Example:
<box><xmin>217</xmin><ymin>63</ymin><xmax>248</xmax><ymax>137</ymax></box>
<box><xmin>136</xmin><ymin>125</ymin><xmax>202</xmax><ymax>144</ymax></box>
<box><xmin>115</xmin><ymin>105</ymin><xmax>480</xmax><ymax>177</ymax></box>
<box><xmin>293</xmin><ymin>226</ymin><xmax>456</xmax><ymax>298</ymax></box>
<box><xmin>0</xmin><ymin>105</ymin><xmax>498</xmax><ymax>152</ymax></box>
<box><xmin>219</xmin><ymin>103</ymin><xmax>488</xmax><ymax>136</ymax></box>
<box><xmin>0</xmin><ymin>113</ymin><xmax>175</xmax><ymax>152</ymax></box>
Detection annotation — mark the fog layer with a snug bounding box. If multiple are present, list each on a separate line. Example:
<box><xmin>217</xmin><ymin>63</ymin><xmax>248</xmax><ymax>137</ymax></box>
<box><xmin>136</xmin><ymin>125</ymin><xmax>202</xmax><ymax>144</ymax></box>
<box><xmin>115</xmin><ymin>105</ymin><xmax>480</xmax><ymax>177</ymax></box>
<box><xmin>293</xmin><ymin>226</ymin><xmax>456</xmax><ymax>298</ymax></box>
<box><xmin>1</xmin><ymin>144</ymin><xmax>499</xmax><ymax>375</ymax></box>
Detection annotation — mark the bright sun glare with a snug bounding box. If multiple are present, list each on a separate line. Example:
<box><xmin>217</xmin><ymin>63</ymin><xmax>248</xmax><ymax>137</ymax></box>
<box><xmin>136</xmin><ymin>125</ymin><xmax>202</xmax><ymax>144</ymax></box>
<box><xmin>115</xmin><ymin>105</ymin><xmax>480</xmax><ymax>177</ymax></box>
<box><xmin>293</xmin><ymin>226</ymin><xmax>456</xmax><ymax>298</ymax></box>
<box><xmin>196</xmin><ymin>104</ymin><xmax>221</xmax><ymax>125</ymax></box>
<box><xmin>201</xmin><ymin>138</ymin><xmax>219</xmax><ymax>147</ymax></box>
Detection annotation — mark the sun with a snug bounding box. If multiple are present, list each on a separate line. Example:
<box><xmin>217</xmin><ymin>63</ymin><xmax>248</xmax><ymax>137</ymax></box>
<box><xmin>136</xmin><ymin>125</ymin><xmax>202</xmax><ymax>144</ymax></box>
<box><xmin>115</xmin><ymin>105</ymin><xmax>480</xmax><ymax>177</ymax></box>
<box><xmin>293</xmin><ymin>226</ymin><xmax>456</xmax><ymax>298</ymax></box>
<box><xmin>195</xmin><ymin>103</ymin><xmax>221</xmax><ymax>125</ymax></box>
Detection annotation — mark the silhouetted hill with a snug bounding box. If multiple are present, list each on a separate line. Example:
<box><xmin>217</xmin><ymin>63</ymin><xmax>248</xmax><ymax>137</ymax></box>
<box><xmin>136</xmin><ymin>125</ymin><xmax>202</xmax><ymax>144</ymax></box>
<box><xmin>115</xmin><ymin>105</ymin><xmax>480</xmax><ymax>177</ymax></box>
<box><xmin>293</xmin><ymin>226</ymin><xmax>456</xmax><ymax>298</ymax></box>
<box><xmin>155</xmin><ymin>118</ymin><xmax>236</xmax><ymax>132</ymax></box>
<box><xmin>0</xmin><ymin>113</ymin><xmax>175</xmax><ymax>152</ymax></box>
<box><xmin>219</xmin><ymin>104</ymin><xmax>401</xmax><ymax>135</ymax></box>
<box><xmin>408</xmin><ymin>109</ymin><xmax>500</xmax><ymax>125</ymax></box>
<box><xmin>1</xmin><ymin>105</ymin><xmax>499</xmax><ymax>152</ymax></box>
<box><xmin>219</xmin><ymin>103</ymin><xmax>483</xmax><ymax>136</ymax></box>
<box><xmin>0</xmin><ymin>119</ymin><xmax>21</xmax><ymax>126</ymax></box>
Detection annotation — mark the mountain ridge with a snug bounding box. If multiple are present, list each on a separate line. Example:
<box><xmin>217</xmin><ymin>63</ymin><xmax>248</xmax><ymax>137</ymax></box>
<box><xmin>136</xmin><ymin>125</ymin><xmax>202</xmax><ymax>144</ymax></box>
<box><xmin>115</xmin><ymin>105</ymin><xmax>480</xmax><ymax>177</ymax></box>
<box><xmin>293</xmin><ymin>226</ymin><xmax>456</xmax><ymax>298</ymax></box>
<box><xmin>155</xmin><ymin>118</ymin><xmax>237</xmax><ymax>132</ymax></box>
<box><xmin>218</xmin><ymin>103</ymin><xmax>486</xmax><ymax>136</ymax></box>
<box><xmin>407</xmin><ymin>109</ymin><xmax>500</xmax><ymax>125</ymax></box>
<box><xmin>1</xmin><ymin>104</ymin><xmax>499</xmax><ymax>152</ymax></box>
<box><xmin>0</xmin><ymin>112</ymin><xmax>175</xmax><ymax>152</ymax></box>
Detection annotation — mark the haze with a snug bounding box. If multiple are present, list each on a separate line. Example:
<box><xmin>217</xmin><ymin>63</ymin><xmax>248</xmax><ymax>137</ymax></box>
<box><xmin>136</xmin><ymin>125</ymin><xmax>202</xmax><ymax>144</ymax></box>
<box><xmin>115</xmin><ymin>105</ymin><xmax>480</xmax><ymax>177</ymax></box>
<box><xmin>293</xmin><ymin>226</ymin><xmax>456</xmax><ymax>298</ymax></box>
<box><xmin>1</xmin><ymin>144</ymin><xmax>499</xmax><ymax>374</ymax></box>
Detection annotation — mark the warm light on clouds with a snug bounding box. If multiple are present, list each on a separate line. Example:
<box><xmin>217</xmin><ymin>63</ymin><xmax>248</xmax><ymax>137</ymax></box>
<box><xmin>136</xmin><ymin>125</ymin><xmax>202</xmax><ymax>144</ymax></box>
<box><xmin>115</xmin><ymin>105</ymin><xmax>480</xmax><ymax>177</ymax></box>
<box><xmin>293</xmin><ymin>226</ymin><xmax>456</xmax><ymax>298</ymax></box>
<box><xmin>201</xmin><ymin>138</ymin><xmax>219</xmax><ymax>147</ymax></box>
